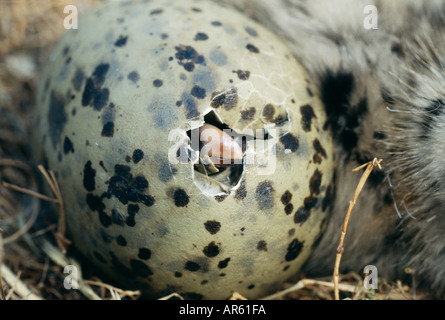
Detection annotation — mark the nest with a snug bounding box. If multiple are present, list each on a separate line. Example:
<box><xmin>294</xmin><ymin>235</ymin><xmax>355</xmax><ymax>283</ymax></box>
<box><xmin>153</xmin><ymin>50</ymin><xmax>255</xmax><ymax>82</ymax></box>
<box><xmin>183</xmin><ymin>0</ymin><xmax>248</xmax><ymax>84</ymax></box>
<box><xmin>0</xmin><ymin>0</ymin><xmax>430</xmax><ymax>300</ymax></box>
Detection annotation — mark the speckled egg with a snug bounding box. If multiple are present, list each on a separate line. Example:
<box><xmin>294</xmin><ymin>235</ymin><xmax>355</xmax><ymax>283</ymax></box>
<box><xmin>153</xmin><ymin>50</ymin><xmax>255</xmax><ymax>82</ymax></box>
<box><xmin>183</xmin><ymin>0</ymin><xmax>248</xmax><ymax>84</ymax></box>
<box><xmin>34</xmin><ymin>0</ymin><xmax>335</xmax><ymax>299</ymax></box>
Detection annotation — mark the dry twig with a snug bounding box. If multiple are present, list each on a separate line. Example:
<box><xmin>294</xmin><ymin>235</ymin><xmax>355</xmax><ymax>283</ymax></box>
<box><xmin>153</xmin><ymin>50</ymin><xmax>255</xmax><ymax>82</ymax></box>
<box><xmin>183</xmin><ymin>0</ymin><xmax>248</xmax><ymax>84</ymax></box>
<box><xmin>158</xmin><ymin>292</ymin><xmax>184</xmax><ymax>300</ymax></box>
<box><xmin>2</xmin><ymin>164</ymin><xmax>70</xmax><ymax>252</ymax></box>
<box><xmin>0</xmin><ymin>264</ymin><xmax>42</xmax><ymax>300</ymax></box>
<box><xmin>333</xmin><ymin>158</ymin><xmax>383</xmax><ymax>300</ymax></box>
<box><xmin>37</xmin><ymin>165</ymin><xmax>69</xmax><ymax>253</ymax></box>
<box><xmin>261</xmin><ymin>278</ymin><xmax>362</xmax><ymax>300</ymax></box>
<box><xmin>83</xmin><ymin>280</ymin><xmax>141</xmax><ymax>300</ymax></box>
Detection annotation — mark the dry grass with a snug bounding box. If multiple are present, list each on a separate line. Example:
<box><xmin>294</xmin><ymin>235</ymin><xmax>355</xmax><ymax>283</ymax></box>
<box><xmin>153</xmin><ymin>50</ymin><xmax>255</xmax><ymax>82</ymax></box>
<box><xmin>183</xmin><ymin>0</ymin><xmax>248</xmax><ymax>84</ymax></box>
<box><xmin>0</xmin><ymin>0</ymin><xmax>435</xmax><ymax>300</ymax></box>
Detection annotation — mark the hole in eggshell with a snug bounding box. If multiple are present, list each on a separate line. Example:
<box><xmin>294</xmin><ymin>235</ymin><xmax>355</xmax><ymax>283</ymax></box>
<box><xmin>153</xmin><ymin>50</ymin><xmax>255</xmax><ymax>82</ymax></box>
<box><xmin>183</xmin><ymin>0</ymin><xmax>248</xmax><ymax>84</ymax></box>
<box><xmin>186</xmin><ymin>110</ymin><xmax>245</xmax><ymax>195</ymax></box>
<box><xmin>175</xmin><ymin>109</ymin><xmax>281</xmax><ymax>197</ymax></box>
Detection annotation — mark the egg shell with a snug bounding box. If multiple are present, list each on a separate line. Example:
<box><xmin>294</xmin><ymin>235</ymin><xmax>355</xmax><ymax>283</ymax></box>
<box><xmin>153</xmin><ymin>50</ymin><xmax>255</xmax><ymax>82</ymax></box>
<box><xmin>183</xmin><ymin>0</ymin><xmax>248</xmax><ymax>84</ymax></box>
<box><xmin>34</xmin><ymin>0</ymin><xmax>335</xmax><ymax>299</ymax></box>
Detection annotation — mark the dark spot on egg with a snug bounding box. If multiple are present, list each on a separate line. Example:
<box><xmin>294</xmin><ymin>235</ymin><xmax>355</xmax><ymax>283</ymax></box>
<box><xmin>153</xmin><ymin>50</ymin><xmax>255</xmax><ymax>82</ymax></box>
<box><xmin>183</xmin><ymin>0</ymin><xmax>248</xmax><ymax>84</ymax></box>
<box><xmin>116</xmin><ymin>235</ymin><xmax>127</xmax><ymax>246</ymax></box>
<box><xmin>313</xmin><ymin>139</ymin><xmax>327</xmax><ymax>158</ymax></box>
<box><xmin>92</xmin><ymin>88</ymin><xmax>109</xmax><ymax>111</ymax></box>
<box><xmin>233</xmin><ymin>70</ymin><xmax>250</xmax><ymax>80</ymax></box>
<box><xmin>257</xmin><ymin>240</ymin><xmax>267</xmax><ymax>251</ymax></box>
<box><xmin>313</xmin><ymin>154</ymin><xmax>322</xmax><ymax>164</ymax></box>
<box><xmin>313</xmin><ymin>139</ymin><xmax>327</xmax><ymax>164</ymax></box>
<box><xmin>310</xmin><ymin>169</ymin><xmax>322</xmax><ymax>195</ymax></box>
<box><xmin>300</xmin><ymin>104</ymin><xmax>316</xmax><ymax>132</ymax></box>
<box><xmin>175</xmin><ymin>45</ymin><xmax>205</xmax><ymax>72</ymax></box>
<box><xmin>114</xmin><ymin>35</ymin><xmax>128</xmax><ymax>47</ymax></box>
<box><xmin>185</xmin><ymin>261</ymin><xmax>201</xmax><ymax>272</ymax></box>
<box><xmin>191</xmin><ymin>85</ymin><xmax>206</xmax><ymax>99</ymax></box>
<box><xmin>182</xmin><ymin>91</ymin><xmax>200</xmax><ymax>119</ymax></box>
<box><xmin>210</xmin><ymin>88</ymin><xmax>238</xmax><ymax>110</ymax></box>
<box><xmin>203</xmin><ymin>241</ymin><xmax>220</xmax><ymax>257</ymax></box>
<box><xmin>279</xmin><ymin>133</ymin><xmax>299</xmax><ymax>152</ymax></box>
<box><xmin>245</xmin><ymin>26</ymin><xmax>258</xmax><ymax>37</ymax></box>
<box><xmin>138</xmin><ymin>248</ymin><xmax>151</xmax><ymax>260</ymax></box>
<box><xmin>285</xmin><ymin>239</ymin><xmax>304</xmax><ymax>261</ymax></box>
<box><xmin>218</xmin><ymin>258</ymin><xmax>230</xmax><ymax>269</ymax></box>
<box><xmin>246</xmin><ymin>44</ymin><xmax>260</xmax><ymax>53</ymax></box>
<box><xmin>127</xmin><ymin>204</ymin><xmax>140</xmax><ymax>215</ymax></box>
<box><xmin>281</xmin><ymin>191</ymin><xmax>292</xmax><ymax>205</ymax></box>
<box><xmin>262</xmin><ymin>104</ymin><xmax>275</xmax><ymax>121</ymax></box>
<box><xmin>240</xmin><ymin>107</ymin><xmax>256</xmax><ymax>121</ymax></box>
<box><xmin>126</xmin><ymin>215</ymin><xmax>136</xmax><ymax>227</ymax></box>
<box><xmin>105</xmin><ymin>165</ymin><xmax>154</xmax><ymax>207</ymax></box>
<box><xmin>72</xmin><ymin>68</ymin><xmax>84</xmax><ymax>92</ymax></box>
<box><xmin>173</xmin><ymin>188</ymin><xmax>189</xmax><ymax>207</ymax></box>
<box><xmin>204</xmin><ymin>220</ymin><xmax>221</xmax><ymax>234</ymax></box>
<box><xmin>83</xmin><ymin>161</ymin><xmax>96</xmax><ymax>192</ymax></box>
<box><xmin>284</xmin><ymin>204</ymin><xmax>293</xmax><ymax>215</ymax></box>
<box><xmin>255</xmin><ymin>181</ymin><xmax>274</xmax><ymax>210</ymax></box>
<box><xmin>153</xmin><ymin>79</ymin><xmax>163</xmax><ymax>87</ymax></box>
<box><xmin>63</xmin><ymin>137</ymin><xmax>74</xmax><ymax>154</ymax></box>
<box><xmin>86</xmin><ymin>193</ymin><xmax>105</xmax><ymax>213</ymax></box>
<box><xmin>194</xmin><ymin>32</ymin><xmax>208</xmax><ymax>41</ymax></box>
<box><xmin>98</xmin><ymin>211</ymin><xmax>112</xmax><ymax>228</ymax></box>
<box><xmin>101</xmin><ymin>121</ymin><xmax>114</xmax><ymax>137</ymax></box>
<box><xmin>127</xmin><ymin>71</ymin><xmax>139</xmax><ymax>83</ymax></box>
<box><xmin>214</xmin><ymin>194</ymin><xmax>228</xmax><ymax>202</ymax></box>
<box><xmin>294</xmin><ymin>196</ymin><xmax>318</xmax><ymax>224</ymax></box>
<box><xmin>132</xmin><ymin>149</ymin><xmax>144</xmax><ymax>163</ymax></box>
<box><xmin>150</xmin><ymin>8</ymin><xmax>163</xmax><ymax>15</ymax></box>
<box><xmin>81</xmin><ymin>64</ymin><xmax>110</xmax><ymax>111</ymax></box>
<box><xmin>158</xmin><ymin>160</ymin><xmax>177</xmax><ymax>183</ymax></box>
<box><xmin>234</xmin><ymin>179</ymin><xmax>247</xmax><ymax>200</ymax></box>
